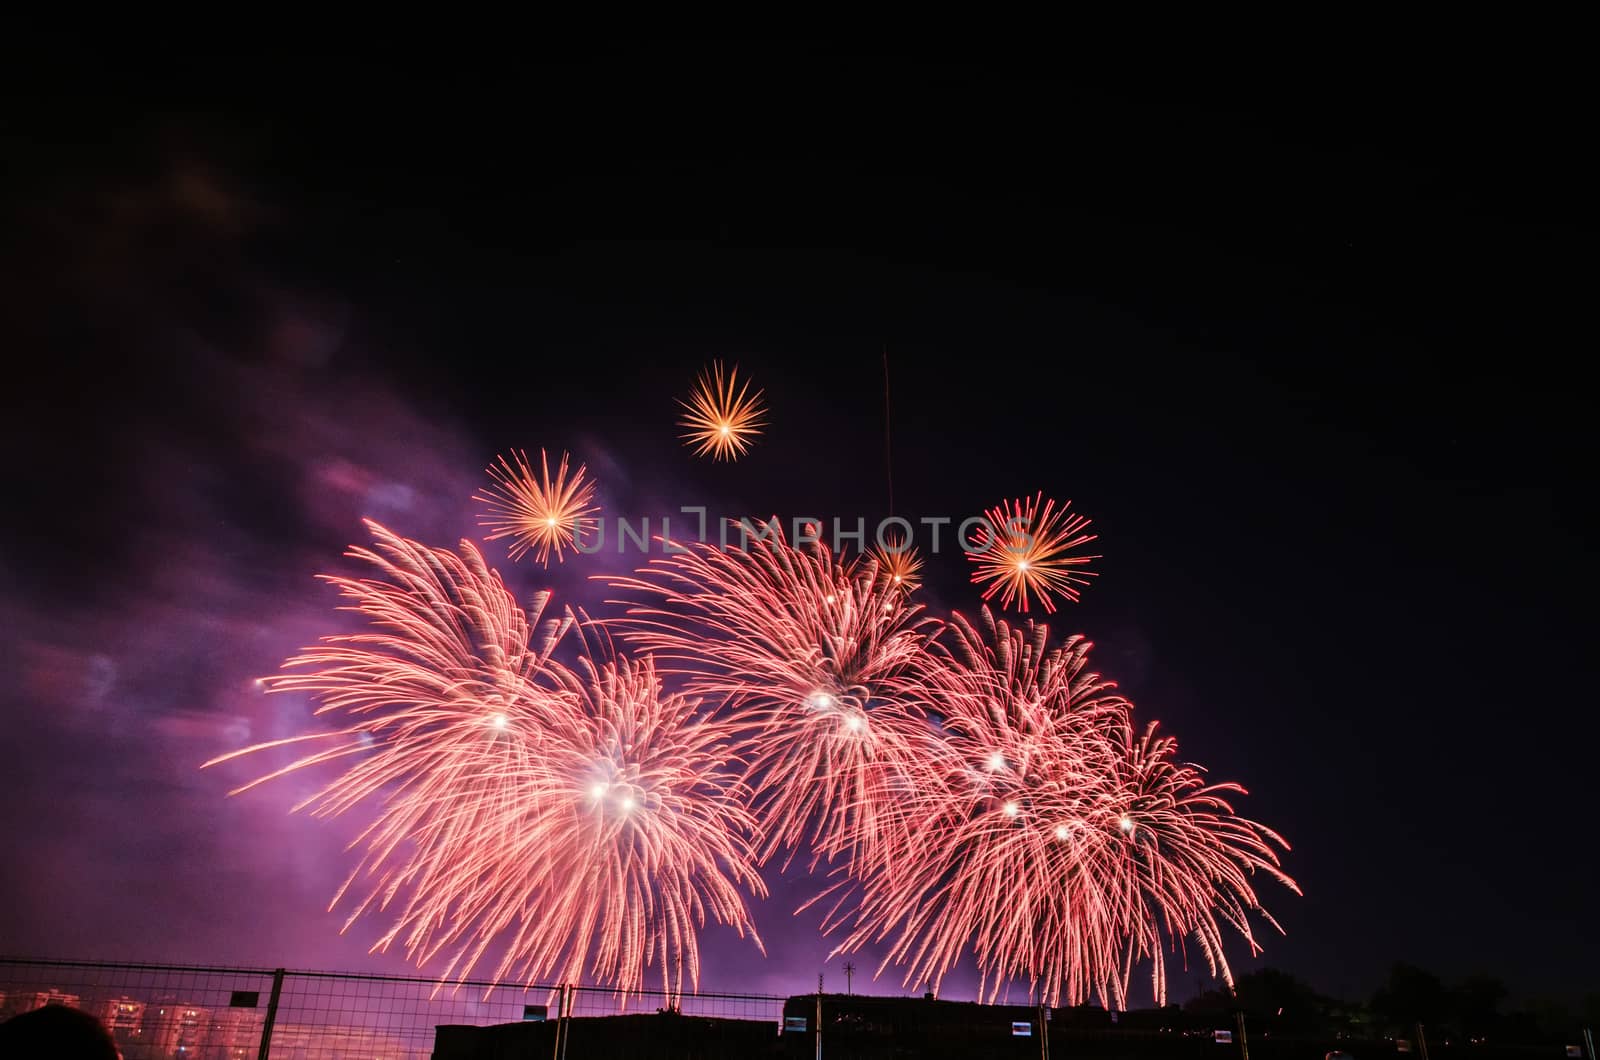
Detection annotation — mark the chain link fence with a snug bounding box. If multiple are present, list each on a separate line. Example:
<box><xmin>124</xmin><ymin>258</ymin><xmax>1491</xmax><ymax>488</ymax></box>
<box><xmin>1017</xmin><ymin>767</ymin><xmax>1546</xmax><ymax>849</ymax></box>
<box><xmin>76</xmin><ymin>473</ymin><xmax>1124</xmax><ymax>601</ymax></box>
<box><xmin>3</xmin><ymin>957</ymin><xmax>1594</xmax><ymax>1059</ymax></box>
<box><xmin>0</xmin><ymin>957</ymin><xmax>790</xmax><ymax>1058</ymax></box>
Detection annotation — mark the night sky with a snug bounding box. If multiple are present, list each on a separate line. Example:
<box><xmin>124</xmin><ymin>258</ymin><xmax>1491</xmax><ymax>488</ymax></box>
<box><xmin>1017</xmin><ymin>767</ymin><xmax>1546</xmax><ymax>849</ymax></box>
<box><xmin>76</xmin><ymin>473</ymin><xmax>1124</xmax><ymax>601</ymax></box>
<box><xmin>2</xmin><ymin>44</ymin><xmax>1592</xmax><ymax>1006</ymax></box>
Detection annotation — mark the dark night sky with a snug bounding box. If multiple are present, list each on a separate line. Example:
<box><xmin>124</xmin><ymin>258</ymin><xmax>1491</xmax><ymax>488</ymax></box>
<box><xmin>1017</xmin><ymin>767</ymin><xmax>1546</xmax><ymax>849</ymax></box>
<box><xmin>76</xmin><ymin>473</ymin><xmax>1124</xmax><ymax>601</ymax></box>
<box><xmin>1</xmin><ymin>42</ymin><xmax>1592</xmax><ymax>1006</ymax></box>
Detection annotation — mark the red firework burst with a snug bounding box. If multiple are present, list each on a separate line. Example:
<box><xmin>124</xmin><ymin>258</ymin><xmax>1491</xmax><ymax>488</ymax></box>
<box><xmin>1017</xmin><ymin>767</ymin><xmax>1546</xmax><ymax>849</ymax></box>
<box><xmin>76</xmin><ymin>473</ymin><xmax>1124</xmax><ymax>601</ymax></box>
<box><xmin>966</xmin><ymin>493</ymin><xmax>1098</xmax><ymax>613</ymax></box>
<box><xmin>474</xmin><ymin>448</ymin><xmax>600</xmax><ymax>567</ymax></box>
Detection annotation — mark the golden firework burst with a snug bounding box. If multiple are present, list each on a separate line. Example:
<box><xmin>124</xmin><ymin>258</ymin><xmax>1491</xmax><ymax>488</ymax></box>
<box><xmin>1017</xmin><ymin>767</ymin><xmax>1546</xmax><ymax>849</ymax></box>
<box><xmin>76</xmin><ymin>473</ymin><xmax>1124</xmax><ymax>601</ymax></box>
<box><xmin>678</xmin><ymin>361</ymin><xmax>768</xmax><ymax>461</ymax></box>
<box><xmin>966</xmin><ymin>493</ymin><xmax>1098</xmax><ymax>613</ymax></box>
<box><xmin>872</xmin><ymin>535</ymin><xmax>923</xmax><ymax>594</ymax></box>
<box><xmin>474</xmin><ymin>448</ymin><xmax>600</xmax><ymax>566</ymax></box>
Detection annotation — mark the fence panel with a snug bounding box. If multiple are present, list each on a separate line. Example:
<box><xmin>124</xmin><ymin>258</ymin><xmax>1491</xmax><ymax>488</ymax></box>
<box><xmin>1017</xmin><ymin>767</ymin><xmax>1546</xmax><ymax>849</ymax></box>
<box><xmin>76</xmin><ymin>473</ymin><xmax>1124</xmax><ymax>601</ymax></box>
<box><xmin>267</xmin><ymin>969</ymin><xmax>567</xmax><ymax>1059</ymax></box>
<box><xmin>0</xmin><ymin>957</ymin><xmax>278</xmax><ymax>1059</ymax></box>
<box><xmin>4</xmin><ymin>959</ymin><xmax>1592</xmax><ymax>1059</ymax></box>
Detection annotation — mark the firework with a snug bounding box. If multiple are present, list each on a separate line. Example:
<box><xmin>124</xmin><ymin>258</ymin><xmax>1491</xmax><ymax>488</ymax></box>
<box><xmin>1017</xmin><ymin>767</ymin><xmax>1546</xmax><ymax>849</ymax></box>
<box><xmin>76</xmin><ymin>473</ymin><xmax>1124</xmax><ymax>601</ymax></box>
<box><xmin>677</xmin><ymin>361</ymin><xmax>767</xmax><ymax>461</ymax></box>
<box><xmin>475</xmin><ymin>448</ymin><xmax>600</xmax><ymax>567</ymax></box>
<box><xmin>461</xmin><ymin>623</ymin><xmax>765</xmax><ymax>995</ymax></box>
<box><xmin>1097</xmin><ymin>720</ymin><xmax>1300</xmax><ymax>1005</ymax></box>
<box><xmin>605</xmin><ymin>521</ymin><xmax>948</xmax><ymax>868</ymax></box>
<box><xmin>206</xmin><ymin>522</ymin><xmax>764</xmax><ymax>996</ymax></box>
<box><xmin>818</xmin><ymin>608</ymin><xmax>1131</xmax><ymax>1005</ymax></box>
<box><xmin>209</xmin><ymin>347</ymin><xmax>1303</xmax><ymax>1004</ymax></box>
<box><xmin>966</xmin><ymin>493</ymin><xmax>1098</xmax><ymax>614</ymax></box>
<box><xmin>871</xmin><ymin>535</ymin><xmax>923</xmax><ymax>595</ymax></box>
<box><xmin>820</xmin><ymin>609</ymin><xmax>1295</xmax><ymax>1008</ymax></box>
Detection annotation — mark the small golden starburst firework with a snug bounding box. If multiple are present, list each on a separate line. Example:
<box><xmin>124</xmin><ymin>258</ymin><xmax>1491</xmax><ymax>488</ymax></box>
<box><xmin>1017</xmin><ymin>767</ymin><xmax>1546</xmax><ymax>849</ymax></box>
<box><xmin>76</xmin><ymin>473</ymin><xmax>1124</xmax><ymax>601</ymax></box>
<box><xmin>677</xmin><ymin>361</ymin><xmax>768</xmax><ymax>461</ymax></box>
<box><xmin>474</xmin><ymin>448</ymin><xmax>600</xmax><ymax>567</ymax></box>
<box><xmin>872</xmin><ymin>536</ymin><xmax>923</xmax><ymax>594</ymax></box>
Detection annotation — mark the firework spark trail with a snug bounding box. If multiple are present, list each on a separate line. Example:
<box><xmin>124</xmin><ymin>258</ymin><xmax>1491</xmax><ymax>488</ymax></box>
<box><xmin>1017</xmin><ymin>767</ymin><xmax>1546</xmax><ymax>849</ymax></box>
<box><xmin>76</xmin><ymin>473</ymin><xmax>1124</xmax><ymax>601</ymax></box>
<box><xmin>205</xmin><ymin>522</ymin><xmax>764</xmax><ymax>998</ymax></box>
<box><xmin>818</xmin><ymin>608</ymin><xmax>1296</xmax><ymax>1008</ymax></box>
<box><xmin>677</xmin><ymin>361</ymin><xmax>768</xmax><ymax>461</ymax></box>
<box><xmin>966</xmin><ymin>493</ymin><xmax>1099</xmax><ymax>614</ymax></box>
<box><xmin>604</xmin><ymin>522</ymin><xmax>950</xmax><ymax>869</ymax></box>
<box><xmin>474</xmin><ymin>448</ymin><xmax>600</xmax><ymax>567</ymax></box>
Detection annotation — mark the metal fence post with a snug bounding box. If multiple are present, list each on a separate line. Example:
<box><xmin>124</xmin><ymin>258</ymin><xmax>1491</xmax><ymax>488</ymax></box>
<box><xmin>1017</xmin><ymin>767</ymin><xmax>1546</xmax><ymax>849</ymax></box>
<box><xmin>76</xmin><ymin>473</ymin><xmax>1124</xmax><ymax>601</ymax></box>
<box><xmin>550</xmin><ymin>984</ymin><xmax>563</xmax><ymax>1060</ymax></box>
<box><xmin>559</xmin><ymin>984</ymin><xmax>575</xmax><ymax>1060</ymax></box>
<box><xmin>1038</xmin><ymin>1002</ymin><xmax>1049</xmax><ymax>1060</ymax></box>
<box><xmin>815</xmin><ymin>991</ymin><xmax>823</xmax><ymax>1060</ymax></box>
<box><xmin>1416</xmin><ymin>1023</ymin><xmax>1431</xmax><ymax>1060</ymax></box>
<box><xmin>256</xmin><ymin>968</ymin><xmax>285</xmax><ymax>1060</ymax></box>
<box><xmin>1235</xmin><ymin>1010</ymin><xmax>1249</xmax><ymax>1060</ymax></box>
<box><xmin>1582</xmin><ymin>1027</ymin><xmax>1595</xmax><ymax>1060</ymax></box>
<box><xmin>551</xmin><ymin>984</ymin><xmax>572</xmax><ymax>1060</ymax></box>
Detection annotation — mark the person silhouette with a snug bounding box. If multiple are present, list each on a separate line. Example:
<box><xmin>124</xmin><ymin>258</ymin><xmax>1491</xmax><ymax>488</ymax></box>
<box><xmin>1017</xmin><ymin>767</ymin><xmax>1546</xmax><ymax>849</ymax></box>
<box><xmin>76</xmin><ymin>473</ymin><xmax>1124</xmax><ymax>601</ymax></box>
<box><xmin>0</xmin><ymin>1003</ymin><xmax>120</xmax><ymax>1059</ymax></box>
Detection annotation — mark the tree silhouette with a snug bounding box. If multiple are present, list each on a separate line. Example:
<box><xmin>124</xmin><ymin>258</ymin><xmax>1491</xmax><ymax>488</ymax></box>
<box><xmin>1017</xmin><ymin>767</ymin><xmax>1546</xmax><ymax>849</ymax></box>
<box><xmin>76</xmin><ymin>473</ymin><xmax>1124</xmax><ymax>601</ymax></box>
<box><xmin>1372</xmin><ymin>962</ymin><xmax>1447</xmax><ymax>1029</ymax></box>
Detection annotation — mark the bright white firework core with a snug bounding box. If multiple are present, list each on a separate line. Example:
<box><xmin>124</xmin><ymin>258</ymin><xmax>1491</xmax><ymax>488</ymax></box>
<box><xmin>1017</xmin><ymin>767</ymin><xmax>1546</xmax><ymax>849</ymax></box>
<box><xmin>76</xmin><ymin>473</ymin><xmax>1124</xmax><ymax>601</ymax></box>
<box><xmin>986</xmin><ymin>751</ymin><xmax>1005</xmax><ymax>771</ymax></box>
<box><xmin>590</xmin><ymin>782</ymin><xmax>607</xmax><ymax>799</ymax></box>
<box><xmin>808</xmin><ymin>691</ymin><xmax>834</xmax><ymax>711</ymax></box>
<box><xmin>621</xmin><ymin>795</ymin><xmax>636</xmax><ymax>811</ymax></box>
<box><xmin>1054</xmin><ymin>824</ymin><xmax>1070</xmax><ymax>840</ymax></box>
<box><xmin>1003</xmin><ymin>801</ymin><xmax>1019</xmax><ymax>817</ymax></box>
<box><xmin>845</xmin><ymin>714</ymin><xmax>864</xmax><ymax>732</ymax></box>
<box><xmin>489</xmin><ymin>713</ymin><xmax>508</xmax><ymax>730</ymax></box>
<box><xmin>1118</xmin><ymin>814</ymin><xmax>1135</xmax><ymax>834</ymax></box>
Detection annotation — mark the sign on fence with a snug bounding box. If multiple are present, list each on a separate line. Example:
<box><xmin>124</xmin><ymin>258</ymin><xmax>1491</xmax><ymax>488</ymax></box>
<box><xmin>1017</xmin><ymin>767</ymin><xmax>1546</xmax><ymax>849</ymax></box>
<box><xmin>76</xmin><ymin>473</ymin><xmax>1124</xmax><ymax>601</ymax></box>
<box><xmin>1215</xmin><ymin>1029</ymin><xmax>1234</xmax><ymax>1044</ymax></box>
<box><xmin>783</xmin><ymin>1016</ymin><xmax>808</xmax><ymax>1033</ymax></box>
<box><xmin>521</xmin><ymin>1004</ymin><xmax>547</xmax><ymax>1022</ymax></box>
<box><xmin>1012</xmin><ymin>1021</ymin><xmax>1033</xmax><ymax>1037</ymax></box>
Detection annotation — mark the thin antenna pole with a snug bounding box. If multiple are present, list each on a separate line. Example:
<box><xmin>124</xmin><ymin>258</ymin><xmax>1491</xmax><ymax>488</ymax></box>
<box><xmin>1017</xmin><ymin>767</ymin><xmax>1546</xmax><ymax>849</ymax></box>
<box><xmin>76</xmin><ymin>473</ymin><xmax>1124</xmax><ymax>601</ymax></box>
<box><xmin>882</xmin><ymin>344</ymin><xmax>895</xmax><ymax>518</ymax></box>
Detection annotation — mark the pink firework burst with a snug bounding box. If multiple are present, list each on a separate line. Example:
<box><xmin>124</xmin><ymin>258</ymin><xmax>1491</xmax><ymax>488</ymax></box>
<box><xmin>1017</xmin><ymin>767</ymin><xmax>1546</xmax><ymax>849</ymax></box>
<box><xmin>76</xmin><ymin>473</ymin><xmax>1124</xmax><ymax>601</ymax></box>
<box><xmin>206</xmin><ymin>522</ymin><xmax>763</xmax><ymax>997</ymax></box>
<box><xmin>471</xmin><ymin>620</ymin><xmax>766</xmax><ymax>996</ymax></box>
<box><xmin>819</xmin><ymin>608</ymin><xmax>1296</xmax><ymax>1009</ymax></box>
<box><xmin>966</xmin><ymin>493</ymin><xmax>1098</xmax><ymax>613</ymax></box>
<box><xmin>605</xmin><ymin>521</ymin><xmax>949</xmax><ymax>869</ymax></box>
<box><xmin>1096</xmin><ymin>720</ymin><xmax>1301</xmax><ymax>1006</ymax></box>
